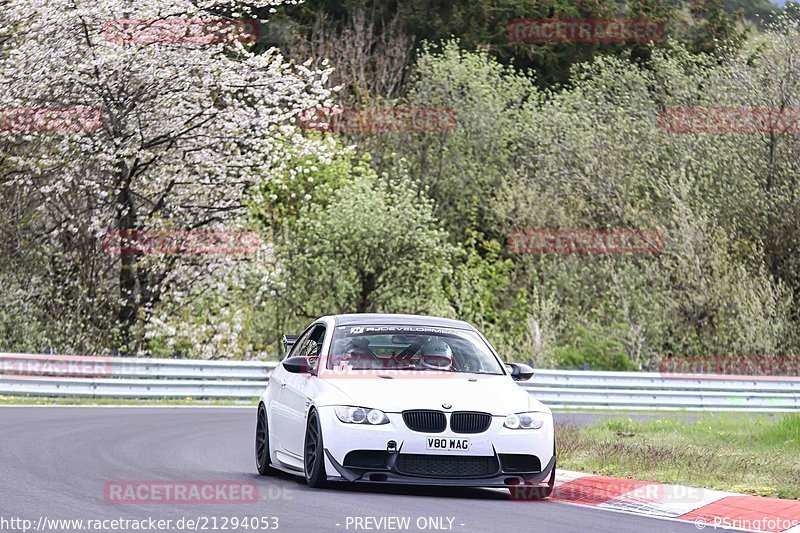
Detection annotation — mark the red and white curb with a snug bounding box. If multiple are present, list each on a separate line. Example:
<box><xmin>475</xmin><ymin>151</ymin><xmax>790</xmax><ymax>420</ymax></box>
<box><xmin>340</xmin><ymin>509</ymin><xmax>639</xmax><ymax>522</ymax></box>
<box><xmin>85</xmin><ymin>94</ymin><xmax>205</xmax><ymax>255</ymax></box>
<box><xmin>511</xmin><ymin>470</ymin><xmax>800</xmax><ymax>532</ymax></box>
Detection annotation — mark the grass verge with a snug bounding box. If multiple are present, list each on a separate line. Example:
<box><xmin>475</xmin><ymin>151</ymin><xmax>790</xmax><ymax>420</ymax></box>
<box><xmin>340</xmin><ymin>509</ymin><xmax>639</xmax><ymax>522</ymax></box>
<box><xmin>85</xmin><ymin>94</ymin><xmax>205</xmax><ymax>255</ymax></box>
<box><xmin>0</xmin><ymin>395</ymin><xmax>257</xmax><ymax>406</ymax></box>
<box><xmin>557</xmin><ymin>413</ymin><xmax>800</xmax><ymax>499</ymax></box>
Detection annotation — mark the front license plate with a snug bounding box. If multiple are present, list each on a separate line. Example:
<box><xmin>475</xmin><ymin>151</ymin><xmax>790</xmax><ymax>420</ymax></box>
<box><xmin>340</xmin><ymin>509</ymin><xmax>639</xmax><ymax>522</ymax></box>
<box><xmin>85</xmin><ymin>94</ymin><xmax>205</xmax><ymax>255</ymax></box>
<box><xmin>426</xmin><ymin>437</ymin><xmax>470</xmax><ymax>452</ymax></box>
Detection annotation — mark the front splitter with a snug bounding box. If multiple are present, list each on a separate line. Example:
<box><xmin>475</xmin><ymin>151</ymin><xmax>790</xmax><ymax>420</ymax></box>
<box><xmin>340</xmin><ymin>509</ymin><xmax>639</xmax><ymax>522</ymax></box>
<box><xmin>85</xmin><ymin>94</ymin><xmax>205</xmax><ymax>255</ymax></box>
<box><xmin>324</xmin><ymin>449</ymin><xmax>555</xmax><ymax>488</ymax></box>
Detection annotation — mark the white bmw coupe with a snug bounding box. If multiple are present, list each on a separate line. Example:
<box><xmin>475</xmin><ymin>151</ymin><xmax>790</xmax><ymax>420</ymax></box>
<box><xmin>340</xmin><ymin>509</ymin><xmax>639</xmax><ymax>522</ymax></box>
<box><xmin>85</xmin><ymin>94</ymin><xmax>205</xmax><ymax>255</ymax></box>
<box><xmin>255</xmin><ymin>313</ymin><xmax>555</xmax><ymax>497</ymax></box>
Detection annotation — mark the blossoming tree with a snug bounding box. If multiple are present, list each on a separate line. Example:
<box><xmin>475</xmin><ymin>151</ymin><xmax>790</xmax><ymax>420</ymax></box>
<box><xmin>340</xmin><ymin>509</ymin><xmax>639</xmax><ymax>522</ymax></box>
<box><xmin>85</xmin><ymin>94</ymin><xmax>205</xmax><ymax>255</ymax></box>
<box><xmin>0</xmin><ymin>0</ymin><xmax>336</xmax><ymax>353</ymax></box>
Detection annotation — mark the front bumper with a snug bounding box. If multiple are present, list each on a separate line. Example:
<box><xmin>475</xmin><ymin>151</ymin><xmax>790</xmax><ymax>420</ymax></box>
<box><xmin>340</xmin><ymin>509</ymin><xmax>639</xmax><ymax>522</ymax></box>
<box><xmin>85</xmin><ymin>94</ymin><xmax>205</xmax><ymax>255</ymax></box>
<box><xmin>317</xmin><ymin>407</ymin><xmax>555</xmax><ymax>488</ymax></box>
<box><xmin>324</xmin><ymin>449</ymin><xmax>555</xmax><ymax>487</ymax></box>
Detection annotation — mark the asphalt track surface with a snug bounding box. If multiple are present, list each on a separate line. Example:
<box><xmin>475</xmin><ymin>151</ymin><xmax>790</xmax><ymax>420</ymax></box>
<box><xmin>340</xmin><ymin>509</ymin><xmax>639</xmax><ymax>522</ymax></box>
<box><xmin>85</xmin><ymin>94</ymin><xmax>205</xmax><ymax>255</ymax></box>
<box><xmin>0</xmin><ymin>407</ymin><xmax>703</xmax><ymax>533</ymax></box>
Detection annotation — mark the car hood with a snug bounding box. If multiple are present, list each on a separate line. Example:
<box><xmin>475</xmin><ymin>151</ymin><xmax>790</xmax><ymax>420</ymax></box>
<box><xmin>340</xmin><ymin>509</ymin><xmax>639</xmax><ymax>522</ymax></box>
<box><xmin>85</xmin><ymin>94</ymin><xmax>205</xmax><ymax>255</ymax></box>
<box><xmin>316</xmin><ymin>373</ymin><xmax>547</xmax><ymax>415</ymax></box>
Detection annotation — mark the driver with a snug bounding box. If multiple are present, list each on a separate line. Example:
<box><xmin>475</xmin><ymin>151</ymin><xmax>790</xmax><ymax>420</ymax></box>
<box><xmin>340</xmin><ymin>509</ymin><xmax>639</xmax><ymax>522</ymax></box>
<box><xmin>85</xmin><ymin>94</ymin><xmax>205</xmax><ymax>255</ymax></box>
<box><xmin>330</xmin><ymin>337</ymin><xmax>375</xmax><ymax>368</ymax></box>
<box><xmin>344</xmin><ymin>337</ymin><xmax>371</xmax><ymax>357</ymax></box>
<box><xmin>419</xmin><ymin>339</ymin><xmax>454</xmax><ymax>371</ymax></box>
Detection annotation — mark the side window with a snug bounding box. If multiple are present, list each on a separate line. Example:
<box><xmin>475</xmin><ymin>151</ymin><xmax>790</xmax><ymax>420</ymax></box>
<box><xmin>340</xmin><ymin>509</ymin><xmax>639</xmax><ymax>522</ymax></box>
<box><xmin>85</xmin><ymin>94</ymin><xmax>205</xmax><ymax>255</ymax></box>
<box><xmin>286</xmin><ymin>327</ymin><xmax>313</xmax><ymax>360</ymax></box>
<box><xmin>298</xmin><ymin>325</ymin><xmax>326</xmax><ymax>373</ymax></box>
<box><xmin>285</xmin><ymin>324</ymin><xmax>326</xmax><ymax>373</ymax></box>
<box><xmin>296</xmin><ymin>325</ymin><xmax>324</xmax><ymax>356</ymax></box>
<box><xmin>305</xmin><ymin>325</ymin><xmax>326</xmax><ymax>358</ymax></box>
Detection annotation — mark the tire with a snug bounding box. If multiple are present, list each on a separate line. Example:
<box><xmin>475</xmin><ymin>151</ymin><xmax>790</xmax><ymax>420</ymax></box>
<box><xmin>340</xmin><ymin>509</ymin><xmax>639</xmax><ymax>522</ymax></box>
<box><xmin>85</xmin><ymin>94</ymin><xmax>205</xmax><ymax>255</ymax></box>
<box><xmin>303</xmin><ymin>408</ymin><xmax>327</xmax><ymax>488</ymax></box>
<box><xmin>256</xmin><ymin>403</ymin><xmax>278</xmax><ymax>476</ymax></box>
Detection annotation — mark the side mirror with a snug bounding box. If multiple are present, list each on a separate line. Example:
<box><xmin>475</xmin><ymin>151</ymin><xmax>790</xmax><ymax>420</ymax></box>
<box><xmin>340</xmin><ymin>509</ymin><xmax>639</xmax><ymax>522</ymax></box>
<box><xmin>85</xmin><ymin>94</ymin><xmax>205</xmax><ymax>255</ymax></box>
<box><xmin>507</xmin><ymin>362</ymin><xmax>534</xmax><ymax>381</ymax></box>
<box><xmin>283</xmin><ymin>356</ymin><xmax>311</xmax><ymax>374</ymax></box>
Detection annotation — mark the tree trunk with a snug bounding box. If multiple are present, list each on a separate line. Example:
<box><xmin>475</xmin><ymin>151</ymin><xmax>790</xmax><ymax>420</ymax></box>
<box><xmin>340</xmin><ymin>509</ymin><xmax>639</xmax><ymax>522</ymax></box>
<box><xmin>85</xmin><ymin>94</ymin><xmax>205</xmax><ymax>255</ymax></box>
<box><xmin>357</xmin><ymin>271</ymin><xmax>377</xmax><ymax>313</ymax></box>
<box><xmin>116</xmin><ymin>163</ymin><xmax>137</xmax><ymax>352</ymax></box>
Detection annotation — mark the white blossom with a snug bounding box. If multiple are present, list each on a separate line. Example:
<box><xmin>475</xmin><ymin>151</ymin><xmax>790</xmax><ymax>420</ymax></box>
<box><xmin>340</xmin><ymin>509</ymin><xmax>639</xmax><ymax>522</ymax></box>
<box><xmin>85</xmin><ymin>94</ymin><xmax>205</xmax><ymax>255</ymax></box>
<box><xmin>0</xmin><ymin>0</ymin><xmax>338</xmax><ymax>356</ymax></box>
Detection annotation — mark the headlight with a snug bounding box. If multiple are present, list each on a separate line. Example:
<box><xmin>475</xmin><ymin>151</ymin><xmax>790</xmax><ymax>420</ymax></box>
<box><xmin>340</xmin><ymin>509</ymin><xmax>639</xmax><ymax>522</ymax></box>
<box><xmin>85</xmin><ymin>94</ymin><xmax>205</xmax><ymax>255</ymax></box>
<box><xmin>504</xmin><ymin>412</ymin><xmax>547</xmax><ymax>430</ymax></box>
<box><xmin>334</xmin><ymin>406</ymin><xmax>389</xmax><ymax>425</ymax></box>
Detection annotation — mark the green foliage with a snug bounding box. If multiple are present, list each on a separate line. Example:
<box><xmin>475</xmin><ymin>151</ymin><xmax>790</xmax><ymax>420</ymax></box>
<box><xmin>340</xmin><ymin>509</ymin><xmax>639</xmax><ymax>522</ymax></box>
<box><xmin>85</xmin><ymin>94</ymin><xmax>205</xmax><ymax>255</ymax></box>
<box><xmin>378</xmin><ymin>41</ymin><xmax>540</xmax><ymax>241</ymax></box>
<box><xmin>552</xmin><ymin>323</ymin><xmax>637</xmax><ymax>370</ymax></box>
<box><xmin>723</xmin><ymin>0</ymin><xmax>779</xmax><ymax>26</ymax></box>
<box><xmin>687</xmin><ymin>0</ymin><xmax>749</xmax><ymax>54</ymax></box>
<box><xmin>141</xmin><ymin>258</ymin><xmax>277</xmax><ymax>359</ymax></box>
<box><xmin>5</xmin><ymin>1</ymin><xmax>800</xmax><ymax>366</ymax></box>
<box><xmin>280</xmin><ymin>0</ymin><xmax>749</xmax><ymax>86</ymax></box>
<box><xmin>393</xmin><ymin>34</ymin><xmax>799</xmax><ymax>365</ymax></box>
<box><xmin>268</xmin><ymin>156</ymin><xmax>455</xmax><ymax>320</ymax></box>
<box><xmin>250</xmin><ymin>150</ymin><xmax>354</xmax><ymax>238</ymax></box>
<box><xmin>443</xmin><ymin>229</ymin><xmax>532</xmax><ymax>362</ymax></box>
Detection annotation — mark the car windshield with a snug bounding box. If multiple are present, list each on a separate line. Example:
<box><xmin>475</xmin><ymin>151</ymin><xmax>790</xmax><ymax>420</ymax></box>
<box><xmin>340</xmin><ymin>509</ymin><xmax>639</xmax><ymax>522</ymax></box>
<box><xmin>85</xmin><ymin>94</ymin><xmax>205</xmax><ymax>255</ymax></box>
<box><xmin>326</xmin><ymin>324</ymin><xmax>505</xmax><ymax>375</ymax></box>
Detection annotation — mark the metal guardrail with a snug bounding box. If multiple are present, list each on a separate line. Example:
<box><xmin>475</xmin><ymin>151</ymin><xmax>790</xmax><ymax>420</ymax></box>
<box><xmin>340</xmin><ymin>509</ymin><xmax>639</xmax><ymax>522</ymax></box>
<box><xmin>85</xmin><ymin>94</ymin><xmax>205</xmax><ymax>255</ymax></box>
<box><xmin>0</xmin><ymin>352</ymin><xmax>272</xmax><ymax>380</ymax></box>
<box><xmin>1</xmin><ymin>353</ymin><xmax>798</xmax><ymax>411</ymax></box>
<box><xmin>529</xmin><ymin>369</ymin><xmax>800</xmax><ymax>411</ymax></box>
